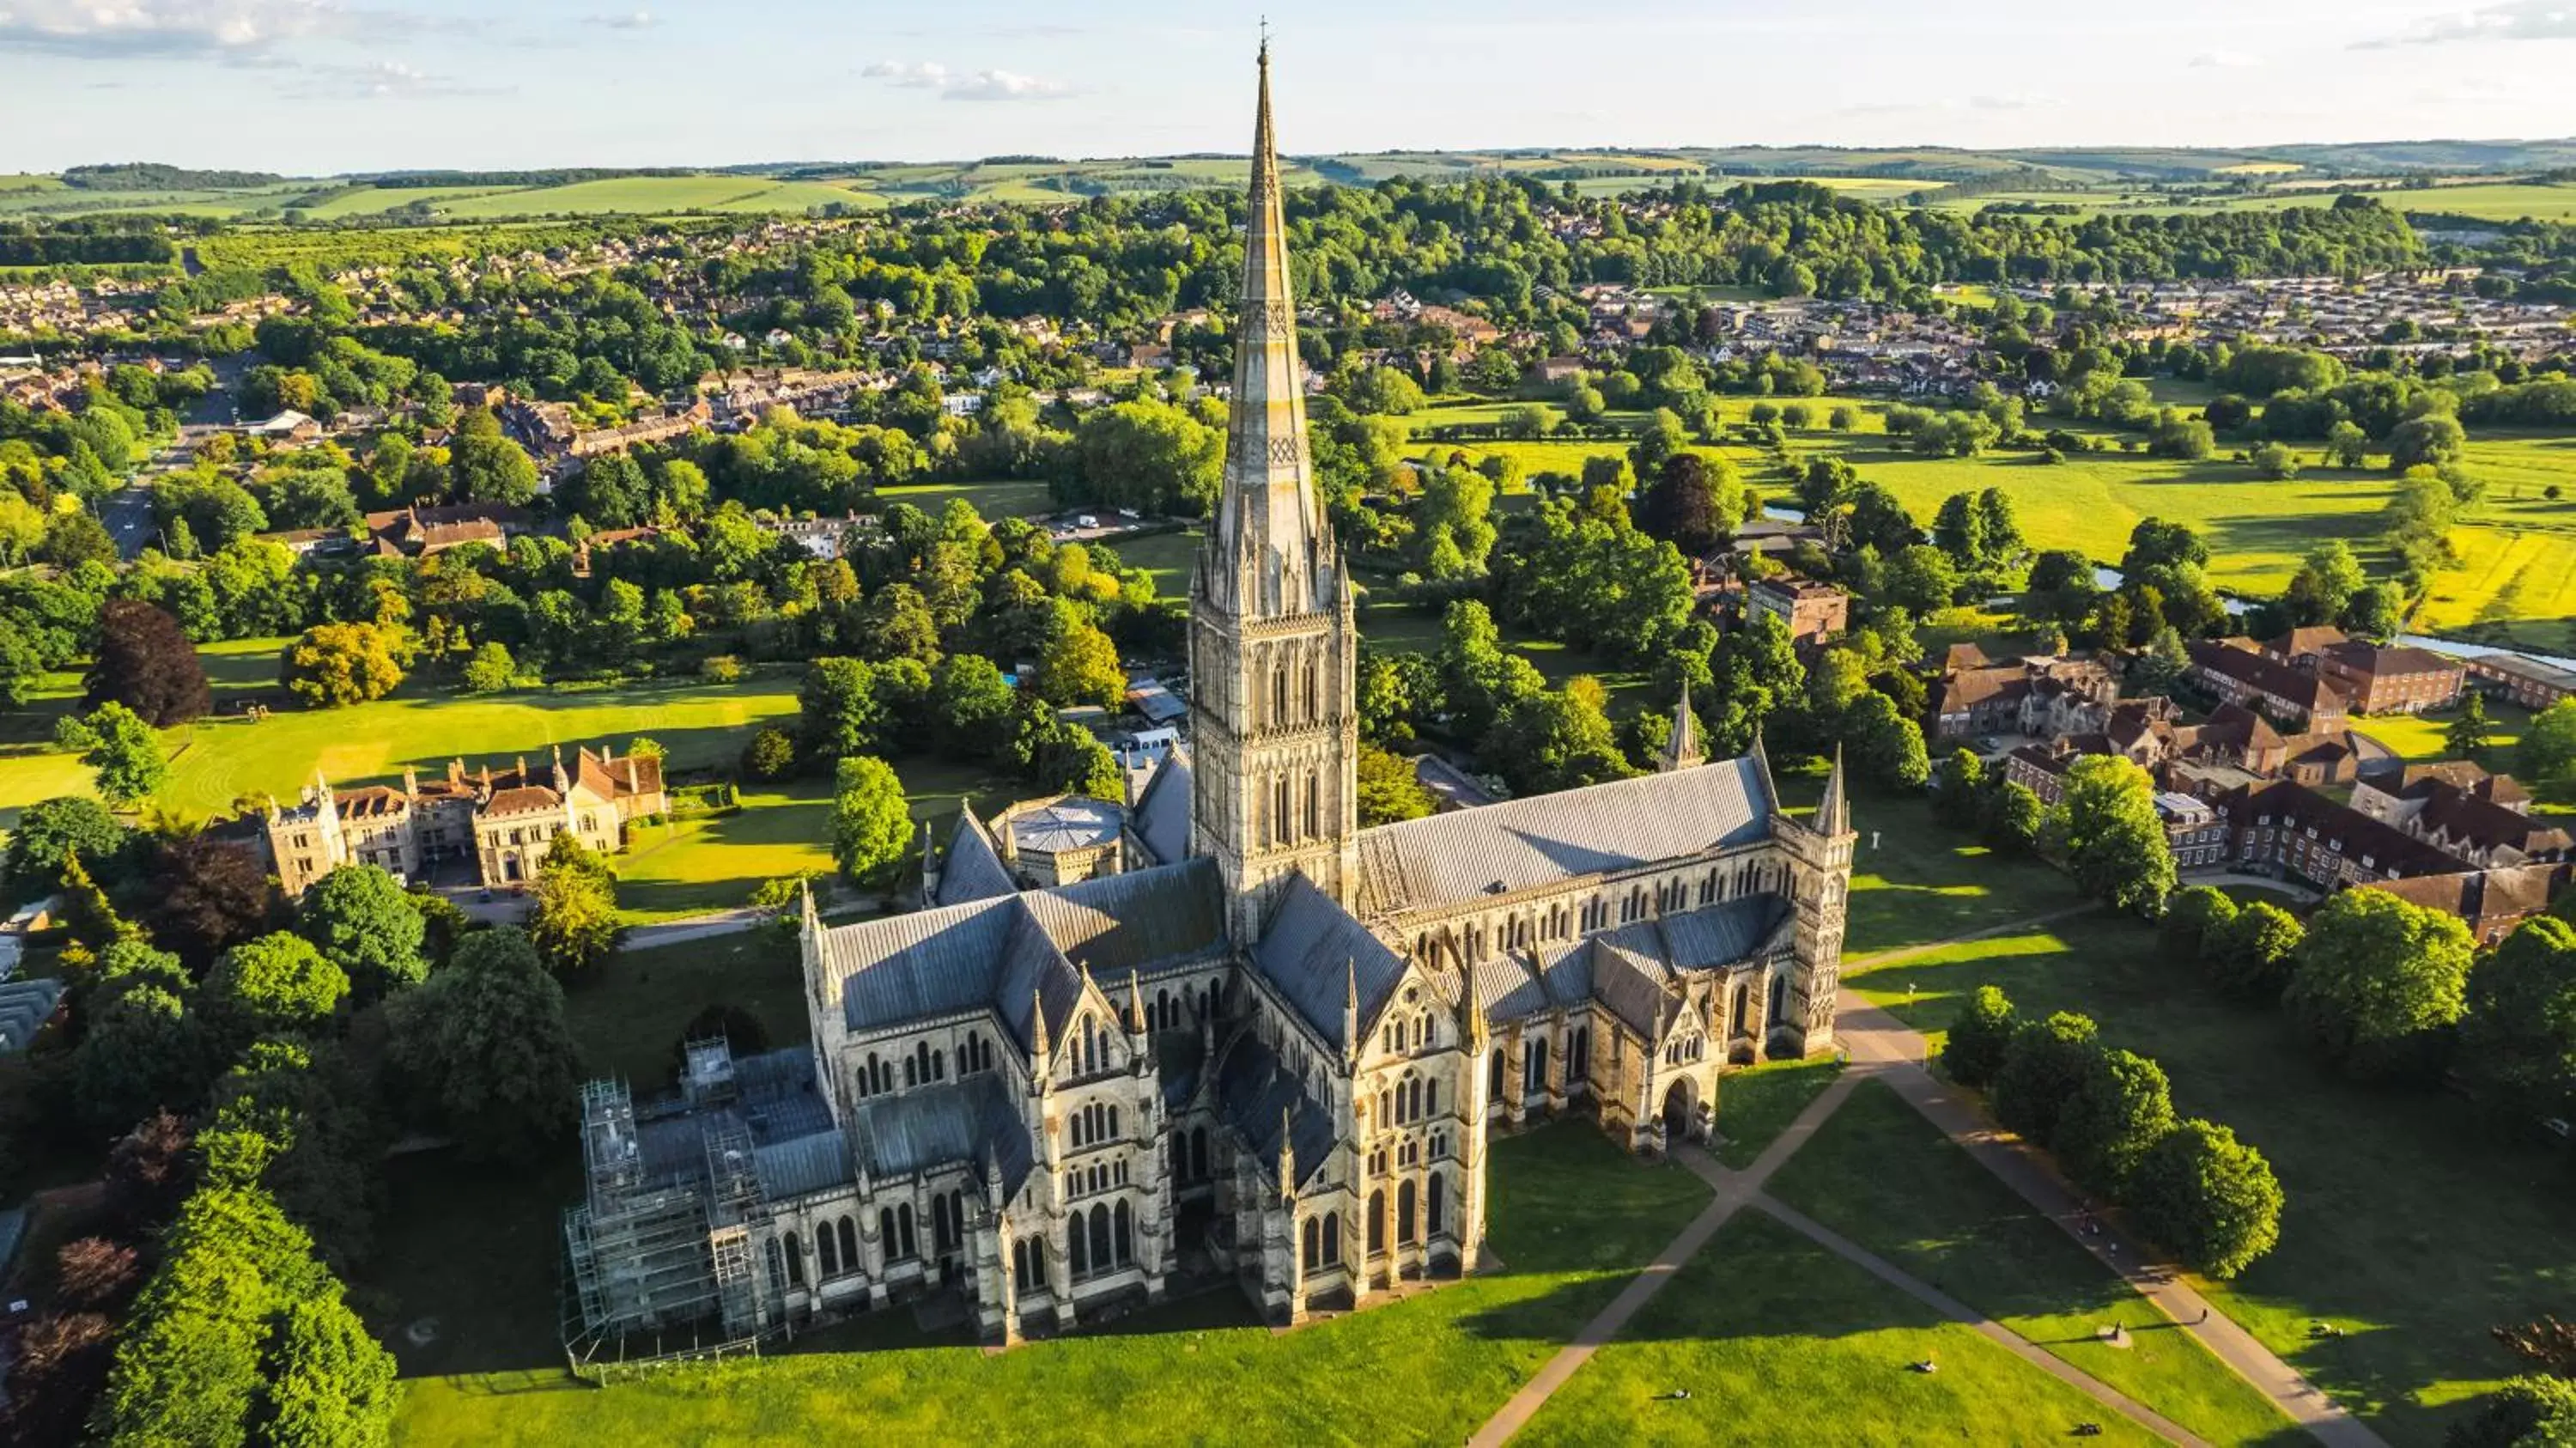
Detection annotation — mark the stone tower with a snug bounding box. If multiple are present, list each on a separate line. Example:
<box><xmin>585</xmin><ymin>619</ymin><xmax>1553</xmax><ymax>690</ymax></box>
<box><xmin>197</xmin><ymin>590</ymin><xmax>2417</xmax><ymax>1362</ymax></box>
<box><xmin>1774</xmin><ymin>745</ymin><xmax>1857</xmax><ymax>1057</ymax></box>
<box><xmin>1188</xmin><ymin>42</ymin><xmax>1360</xmax><ymax>946</ymax></box>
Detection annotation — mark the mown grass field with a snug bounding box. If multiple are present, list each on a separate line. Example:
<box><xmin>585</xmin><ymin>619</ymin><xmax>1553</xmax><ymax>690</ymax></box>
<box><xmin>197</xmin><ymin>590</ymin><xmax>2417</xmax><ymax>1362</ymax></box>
<box><xmin>1769</xmin><ymin>1080</ymin><xmax>2301</xmax><ymax>1446</ymax></box>
<box><xmin>386</xmin><ymin>1125</ymin><xmax>1716</xmax><ymax>1447</ymax></box>
<box><xmin>1512</xmin><ymin>1212</ymin><xmax>2169</xmax><ymax>1448</ymax></box>
<box><xmin>1844</xmin><ymin>909</ymin><xmax>2576</xmax><ymax>1446</ymax></box>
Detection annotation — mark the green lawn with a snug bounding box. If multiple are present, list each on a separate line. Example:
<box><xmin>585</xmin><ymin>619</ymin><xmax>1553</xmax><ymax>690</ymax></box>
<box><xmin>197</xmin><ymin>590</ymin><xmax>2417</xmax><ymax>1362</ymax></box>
<box><xmin>1769</xmin><ymin>1080</ymin><xmax>2300</xmax><ymax>1446</ymax></box>
<box><xmin>564</xmin><ymin>928</ymin><xmax>812</xmax><ymax>1089</ymax></box>
<box><xmin>386</xmin><ymin>1125</ymin><xmax>1714</xmax><ymax>1446</ymax></box>
<box><xmin>875</xmin><ymin>478</ymin><xmax>1054</xmax><ymax>519</ymax></box>
<box><xmin>1709</xmin><ymin>1056</ymin><xmax>1843</xmax><ymax>1168</ymax></box>
<box><xmin>1514</xmin><ymin>1212</ymin><xmax>2167</xmax><ymax>1447</ymax></box>
<box><xmin>1844</xmin><ymin>911</ymin><xmax>2576</xmax><ymax>1445</ymax></box>
<box><xmin>0</xmin><ymin>641</ymin><xmax>808</xmax><ymax>831</ymax></box>
<box><xmin>2345</xmin><ymin>699</ymin><xmax>2531</xmax><ymax>766</ymax></box>
<box><xmin>1838</xmin><ymin>791</ymin><xmax>2086</xmax><ymax>960</ymax></box>
<box><xmin>615</xmin><ymin>758</ymin><xmax>1017</xmax><ymax>922</ymax></box>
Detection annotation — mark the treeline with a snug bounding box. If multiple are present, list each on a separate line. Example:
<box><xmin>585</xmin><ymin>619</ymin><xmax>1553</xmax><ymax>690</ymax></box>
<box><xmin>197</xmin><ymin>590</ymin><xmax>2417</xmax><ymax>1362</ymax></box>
<box><xmin>0</xmin><ymin>220</ymin><xmax>178</xmax><ymax>267</ymax></box>
<box><xmin>60</xmin><ymin>162</ymin><xmax>284</xmax><ymax>192</ymax></box>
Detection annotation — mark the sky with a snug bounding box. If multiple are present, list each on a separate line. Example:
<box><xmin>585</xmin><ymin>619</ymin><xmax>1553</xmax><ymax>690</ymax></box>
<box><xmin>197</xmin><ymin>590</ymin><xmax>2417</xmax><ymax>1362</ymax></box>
<box><xmin>3</xmin><ymin>0</ymin><xmax>2575</xmax><ymax>174</ymax></box>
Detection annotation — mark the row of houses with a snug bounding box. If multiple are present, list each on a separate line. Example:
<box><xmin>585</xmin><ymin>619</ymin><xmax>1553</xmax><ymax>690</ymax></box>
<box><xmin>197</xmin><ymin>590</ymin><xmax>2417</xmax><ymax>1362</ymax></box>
<box><xmin>2184</xmin><ymin>630</ymin><xmax>2465</xmax><ymax>728</ymax></box>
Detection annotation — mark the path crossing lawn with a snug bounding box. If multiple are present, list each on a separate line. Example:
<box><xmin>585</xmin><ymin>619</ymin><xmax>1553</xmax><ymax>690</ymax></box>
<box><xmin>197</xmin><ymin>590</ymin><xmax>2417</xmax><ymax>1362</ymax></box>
<box><xmin>1510</xmin><ymin>1212</ymin><xmax>2166</xmax><ymax>1448</ymax></box>
<box><xmin>1707</xmin><ymin>1056</ymin><xmax>1844</xmax><ymax>1169</ymax></box>
<box><xmin>385</xmin><ymin>1127</ymin><xmax>1714</xmax><ymax>1446</ymax></box>
<box><xmin>1844</xmin><ymin>911</ymin><xmax>2576</xmax><ymax>1445</ymax></box>
<box><xmin>1768</xmin><ymin>1080</ymin><xmax>2301</xmax><ymax>1446</ymax></box>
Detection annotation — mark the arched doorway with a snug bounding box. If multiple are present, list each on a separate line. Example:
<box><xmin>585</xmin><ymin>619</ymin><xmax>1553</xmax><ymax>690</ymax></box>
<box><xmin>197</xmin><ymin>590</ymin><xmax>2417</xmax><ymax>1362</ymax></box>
<box><xmin>1662</xmin><ymin>1076</ymin><xmax>1698</xmax><ymax>1143</ymax></box>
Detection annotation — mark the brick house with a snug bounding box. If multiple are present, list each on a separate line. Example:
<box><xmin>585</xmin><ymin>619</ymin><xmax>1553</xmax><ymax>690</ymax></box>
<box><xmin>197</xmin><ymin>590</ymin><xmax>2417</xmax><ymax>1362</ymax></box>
<box><xmin>2313</xmin><ymin>642</ymin><xmax>2464</xmax><ymax>715</ymax></box>
<box><xmin>1745</xmin><ymin>577</ymin><xmax>1850</xmax><ymax>645</ymax></box>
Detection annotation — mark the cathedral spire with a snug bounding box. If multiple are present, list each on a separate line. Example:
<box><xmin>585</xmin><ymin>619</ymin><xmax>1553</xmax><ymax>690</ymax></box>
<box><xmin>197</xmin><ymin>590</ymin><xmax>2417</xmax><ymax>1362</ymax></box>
<box><xmin>1206</xmin><ymin>36</ymin><xmax>1326</xmax><ymax>611</ymax></box>
<box><xmin>1658</xmin><ymin>682</ymin><xmax>1705</xmax><ymax>773</ymax></box>
<box><xmin>1817</xmin><ymin>743</ymin><xmax>1851</xmax><ymax>838</ymax></box>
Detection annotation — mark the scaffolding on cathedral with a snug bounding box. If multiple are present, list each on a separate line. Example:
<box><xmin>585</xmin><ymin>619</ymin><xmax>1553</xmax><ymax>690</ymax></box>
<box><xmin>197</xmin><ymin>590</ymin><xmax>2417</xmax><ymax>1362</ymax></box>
<box><xmin>562</xmin><ymin>1074</ymin><xmax>769</xmax><ymax>1374</ymax></box>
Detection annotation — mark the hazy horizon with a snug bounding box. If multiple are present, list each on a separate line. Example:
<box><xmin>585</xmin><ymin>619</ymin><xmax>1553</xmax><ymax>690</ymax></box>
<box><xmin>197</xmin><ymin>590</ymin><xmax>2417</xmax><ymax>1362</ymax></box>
<box><xmin>5</xmin><ymin>0</ymin><xmax>2576</xmax><ymax>175</ymax></box>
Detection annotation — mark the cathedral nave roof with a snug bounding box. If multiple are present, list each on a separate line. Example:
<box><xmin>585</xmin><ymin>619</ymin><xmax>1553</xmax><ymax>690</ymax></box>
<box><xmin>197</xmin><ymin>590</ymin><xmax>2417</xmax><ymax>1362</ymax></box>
<box><xmin>1352</xmin><ymin>757</ymin><xmax>1775</xmax><ymax>919</ymax></box>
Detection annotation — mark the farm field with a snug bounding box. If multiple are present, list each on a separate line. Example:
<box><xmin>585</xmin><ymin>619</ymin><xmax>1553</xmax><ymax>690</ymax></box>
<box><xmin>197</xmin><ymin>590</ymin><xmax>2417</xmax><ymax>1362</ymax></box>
<box><xmin>1844</xmin><ymin>909</ymin><xmax>2576</xmax><ymax>1446</ymax></box>
<box><xmin>428</xmin><ymin>175</ymin><xmax>880</xmax><ymax>217</ymax></box>
<box><xmin>385</xmin><ymin>1124</ymin><xmax>1716</xmax><ymax>1446</ymax></box>
<box><xmin>1810</xmin><ymin>433</ymin><xmax>2405</xmax><ymax>599</ymax></box>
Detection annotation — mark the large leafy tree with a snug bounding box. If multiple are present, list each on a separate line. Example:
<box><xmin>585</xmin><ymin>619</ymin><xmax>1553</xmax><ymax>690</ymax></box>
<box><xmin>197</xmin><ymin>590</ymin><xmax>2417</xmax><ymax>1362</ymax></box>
<box><xmin>146</xmin><ymin>832</ymin><xmax>276</xmax><ymax>974</ymax></box>
<box><xmin>1071</xmin><ymin>398</ymin><xmax>1224</xmax><ymax>516</ymax></box>
<box><xmin>1990</xmin><ymin>1011</ymin><xmax>2101</xmax><ymax>1147</ymax></box>
<box><xmin>2287</xmin><ymin>886</ymin><xmax>2476</xmax><ymax>1081</ymax></box>
<box><xmin>2041</xmin><ymin>755</ymin><xmax>2175</xmax><ymax>917</ymax></box>
<box><xmin>2056</xmin><ymin>1047</ymin><xmax>2178</xmax><ymax>1197</ymax></box>
<box><xmin>2206</xmin><ymin>900</ymin><xmax>2305</xmax><ymax>1004</ymax></box>
<box><xmin>83</xmin><ymin>599</ymin><xmax>211</xmax><ymax>727</ymax></box>
<box><xmin>2161</xmin><ymin>885</ymin><xmax>2238</xmax><ymax>963</ymax></box>
<box><xmin>829</xmin><ymin>755</ymin><xmax>912</xmax><ymax>886</ymax></box>
<box><xmin>529</xmin><ymin>834</ymin><xmax>621</xmax><ymax>975</ymax></box>
<box><xmin>1033</xmin><ymin>607</ymin><xmax>1124</xmax><ymax>710</ymax></box>
<box><xmin>281</xmin><ymin>622</ymin><xmax>409</xmax><ymax>709</ymax></box>
<box><xmin>2457</xmin><ymin>916</ymin><xmax>2576</xmax><ymax>1129</ymax></box>
<box><xmin>928</xmin><ymin>654</ymin><xmax>1017</xmax><ymax>762</ymax></box>
<box><xmin>94</xmin><ymin>1183</ymin><xmax>393</xmax><ymax>1445</ymax></box>
<box><xmin>1843</xmin><ymin>691</ymin><xmax>1929</xmax><ymax>789</ymax></box>
<box><xmin>296</xmin><ymin>863</ymin><xmax>427</xmax><ymax>1002</ymax></box>
<box><xmin>798</xmin><ymin>656</ymin><xmax>890</xmax><ymax>762</ymax></box>
<box><xmin>4</xmin><ymin>795</ymin><xmax>127</xmax><ymax>893</ymax></box>
<box><xmin>1356</xmin><ymin>743</ymin><xmax>1437</xmax><ymax>827</ymax></box>
<box><xmin>385</xmin><ymin>928</ymin><xmax>581</xmax><ymax>1163</ymax></box>
<box><xmin>203</xmin><ymin>933</ymin><xmax>349</xmax><ymax>1046</ymax></box>
<box><xmin>58</xmin><ymin>702</ymin><xmax>167</xmax><ymax>806</ymax></box>
<box><xmin>2522</xmin><ymin>698</ymin><xmax>2576</xmax><ymax>783</ymax></box>
<box><xmin>1939</xmin><ymin>984</ymin><xmax>2017</xmax><ymax>1089</ymax></box>
<box><xmin>2124</xmin><ymin>1119</ymin><xmax>2283</xmax><ymax>1280</ymax></box>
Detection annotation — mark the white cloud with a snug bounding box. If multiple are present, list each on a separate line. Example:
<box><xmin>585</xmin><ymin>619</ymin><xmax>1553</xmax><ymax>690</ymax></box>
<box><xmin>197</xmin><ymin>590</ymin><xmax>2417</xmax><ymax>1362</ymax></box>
<box><xmin>941</xmin><ymin>68</ymin><xmax>1068</xmax><ymax>101</ymax></box>
<box><xmin>862</xmin><ymin>58</ymin><xmax>1071</xmax><ymax>101</ymax></box>
<box><xmin>2190</xmin><ymin>49</ymin><xmax>2263</xmax><ymax>68</ymax></box>
<box><xmin>863</xmin><ymin>59</ymin><xmax>951</xmax><ymax>88</ymax></box>
<box><xmin>584</xmin><ymin>9</ymin><xmax>654</xmax><ymax>30</ymax></box>
<box><xmin>0</xmin><ymin>0</ymin><xmax>408</xmax><ymax>58</ymax></box>
<box><xmin>2356</xmin><ymin>0</ymin><xmax>2576</xmax><ymax>46</ymax></box>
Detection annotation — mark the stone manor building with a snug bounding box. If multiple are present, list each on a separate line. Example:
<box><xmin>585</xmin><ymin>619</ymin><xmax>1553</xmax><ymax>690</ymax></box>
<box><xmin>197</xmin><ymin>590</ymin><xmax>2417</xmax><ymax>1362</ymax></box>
<box><xmin>561</xmin><ymin>49</ymin><xmax>1857</xmax><ymax>1354</ymax></box>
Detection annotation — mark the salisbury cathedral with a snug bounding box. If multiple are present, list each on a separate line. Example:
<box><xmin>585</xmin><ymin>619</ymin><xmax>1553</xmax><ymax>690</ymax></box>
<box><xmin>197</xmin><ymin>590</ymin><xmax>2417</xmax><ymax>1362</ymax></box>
<box><xmin>562</xmin><ymin>47</ymin><xmax>1856</xmax><ymax>1352</ymax></box>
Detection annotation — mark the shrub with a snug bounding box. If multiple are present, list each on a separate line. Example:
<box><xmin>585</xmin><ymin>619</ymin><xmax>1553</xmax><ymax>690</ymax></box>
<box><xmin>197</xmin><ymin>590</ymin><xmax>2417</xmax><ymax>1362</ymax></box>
<box><xmin>739</xmin><ymin>727</ymin><xmax>798</xmax><ymax>782</ymax></box>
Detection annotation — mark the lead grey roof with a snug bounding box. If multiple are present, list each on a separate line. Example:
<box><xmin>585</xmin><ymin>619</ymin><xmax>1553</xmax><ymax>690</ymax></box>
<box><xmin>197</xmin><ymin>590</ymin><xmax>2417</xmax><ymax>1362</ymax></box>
<box><xmin>1021</xmin><ymin>857</ymin><xmax>1228</xmax><ymax>978</ymax></box>
<box><xmin>818</xmin><ymin>894</ymin><xmax>1084</xmax><ymax>1057</ymax></box>
<box><xmin>1212</xmin><ymin>1030</ymin><xmax>1337</xmax><ymax>1193</ymax></box>
<box><xmin>1252</xmin><ymin>873</ymin><xmax>1408</xmax><ymax>1051</ymax></box>
<box><xmin>1130</xmin><ymin>750</ymin><xmax>1193</xmax><ymax>867</ymax></box>
<box><xmin>1592</xmin><ymin>943</ymin><xmax>1677</xmax><ymax>1038</ymax></box>
<box><xmin>756</xmin><ymin>1128</ymin><xmax>854</xmax><ymax>1200</ymax></box>
<box><xmin>1352</xmin><ymin>757</ymin><xmax>1774</xmax><ymax>919</ymax></box>
<box><xmin>1593</xmin><ymin>893</ymin><xmax>1794</xmax><ymax>976</ymax></box>
<box><xmin>1009</xmin><ymin>797</ymin><xmax>1122</xmax><ymax>855</ymax></box>
<box><xmin>848</xmin><ymin>1074</ymin><xmax>1026</xmax><ymax>1195</ymax></box>
<box><xmin>934</xmin><ymin>806</ymin><xmax>1017</xmax><ymax>907</ymax></box>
